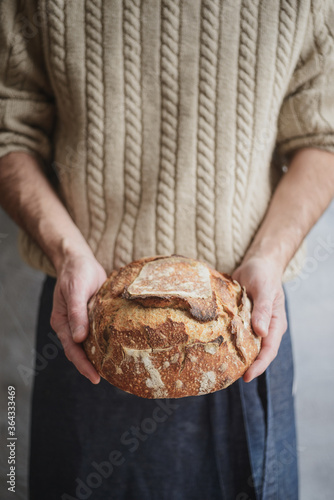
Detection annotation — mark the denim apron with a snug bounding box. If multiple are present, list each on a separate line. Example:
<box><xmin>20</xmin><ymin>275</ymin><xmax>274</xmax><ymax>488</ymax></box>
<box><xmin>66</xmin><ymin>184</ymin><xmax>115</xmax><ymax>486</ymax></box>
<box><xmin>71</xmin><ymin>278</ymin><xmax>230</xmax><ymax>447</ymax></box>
<box><xmin>29</xmin><ymin>276</ymin><xmax>298</xmax><ymax>500</ymax></box>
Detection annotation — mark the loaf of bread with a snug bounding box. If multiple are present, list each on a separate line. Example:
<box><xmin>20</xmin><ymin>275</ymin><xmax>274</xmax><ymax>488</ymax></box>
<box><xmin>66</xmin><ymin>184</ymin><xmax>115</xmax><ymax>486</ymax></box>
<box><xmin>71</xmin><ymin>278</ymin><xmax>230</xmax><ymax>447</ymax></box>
<box><xmin>84</xmin><ymin>255</ymin><xmax>261</xmax><ymax>398</ymax></box>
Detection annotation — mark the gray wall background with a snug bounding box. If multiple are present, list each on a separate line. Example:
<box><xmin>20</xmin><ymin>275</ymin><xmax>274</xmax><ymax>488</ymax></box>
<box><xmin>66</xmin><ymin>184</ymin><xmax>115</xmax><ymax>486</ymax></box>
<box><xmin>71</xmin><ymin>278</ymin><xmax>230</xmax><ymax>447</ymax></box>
<box><xmin>0</xmin><ymin>203</ymin><xmax>334</xmax><ymax>499</ymax></box>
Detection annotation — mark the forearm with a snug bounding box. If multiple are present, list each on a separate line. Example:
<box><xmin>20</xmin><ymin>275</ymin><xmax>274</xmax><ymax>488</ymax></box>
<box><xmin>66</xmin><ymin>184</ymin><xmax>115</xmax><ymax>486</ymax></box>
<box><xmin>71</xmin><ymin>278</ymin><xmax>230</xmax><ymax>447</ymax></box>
<box><xmin>0</xmin><ymin>151</ymin><xmax>104</xmax><ymax>383</ymax></box>
<box><xmin>234</xmin><ymin>148</ymin><xmax>334</xmax><ymax>381</ymax></box>
<box><xmin>244</xmin><ymin>148</ymin><xmax>334</xmax><ymax>273</ymax></box>
<box><xmin>0</xmin><ymin>152</ymin><xmax>93</xmax><ymax>273</ymax></box>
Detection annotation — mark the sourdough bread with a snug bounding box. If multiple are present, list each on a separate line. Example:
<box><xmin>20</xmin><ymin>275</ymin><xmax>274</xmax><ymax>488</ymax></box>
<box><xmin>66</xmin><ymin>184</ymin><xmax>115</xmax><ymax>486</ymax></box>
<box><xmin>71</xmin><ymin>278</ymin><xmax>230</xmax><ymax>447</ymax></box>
<box><xmin>84</xmin><ymin>255</ymin><xmax>261</xmax><ymax>398</ymax></box>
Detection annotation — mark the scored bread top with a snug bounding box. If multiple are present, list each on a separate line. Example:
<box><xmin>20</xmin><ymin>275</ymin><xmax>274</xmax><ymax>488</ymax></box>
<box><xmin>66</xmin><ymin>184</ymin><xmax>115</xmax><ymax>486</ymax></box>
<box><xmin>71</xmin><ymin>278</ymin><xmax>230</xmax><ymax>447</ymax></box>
<box><xmin>126</xmin><ymin>255</ymin><xmax>212</xmax><ymax>299</ymax></box>
<box><xmin>123</xmin><ymin>255</ymin><xmax>218</xmax><ymax>322</ymax></box>
<box><xmin>84</xmin><ymin>255</ymin><xmax>261</xmax><ymax>398</ymax></box>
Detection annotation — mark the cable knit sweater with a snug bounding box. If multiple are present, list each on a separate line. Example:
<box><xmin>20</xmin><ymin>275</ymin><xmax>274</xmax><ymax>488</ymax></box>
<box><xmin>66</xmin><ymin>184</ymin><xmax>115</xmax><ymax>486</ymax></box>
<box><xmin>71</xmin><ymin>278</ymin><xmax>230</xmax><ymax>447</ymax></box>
<box><xmin>0</xmin><ymin>0</ymin><xmax>334</xmax><ymax>279</ymax></box>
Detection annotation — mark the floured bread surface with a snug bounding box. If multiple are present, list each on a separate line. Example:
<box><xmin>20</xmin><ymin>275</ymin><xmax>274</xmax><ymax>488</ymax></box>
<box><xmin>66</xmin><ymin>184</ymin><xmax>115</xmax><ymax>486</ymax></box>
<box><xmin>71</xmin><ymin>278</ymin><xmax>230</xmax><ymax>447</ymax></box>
<box><xmin>84</xmin><ymin>255</ymin><xmax>261</xmax><ymax>399</ymax></box>
<box><xmin>126</xmin><ymin>256</ymin><xmax>212</xmax><ymax>299</ymax></box>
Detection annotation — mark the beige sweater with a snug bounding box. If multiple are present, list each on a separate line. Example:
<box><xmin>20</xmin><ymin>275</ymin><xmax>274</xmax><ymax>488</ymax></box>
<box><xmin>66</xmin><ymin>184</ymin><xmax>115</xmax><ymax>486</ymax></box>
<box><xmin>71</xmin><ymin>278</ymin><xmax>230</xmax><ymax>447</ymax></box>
<box><xmin>0</xmin><ymin>0</ymin><xmax>334</xmax><ymax>279</ymax></box>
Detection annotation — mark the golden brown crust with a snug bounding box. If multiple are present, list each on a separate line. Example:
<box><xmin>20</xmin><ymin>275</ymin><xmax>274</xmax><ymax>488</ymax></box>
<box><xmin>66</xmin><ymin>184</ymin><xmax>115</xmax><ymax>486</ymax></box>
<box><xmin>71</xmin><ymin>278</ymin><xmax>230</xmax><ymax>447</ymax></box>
<box><xmin>84</xmin><ymin>255</ymin><xmax>261</xmax><ymax>398</ymax></box>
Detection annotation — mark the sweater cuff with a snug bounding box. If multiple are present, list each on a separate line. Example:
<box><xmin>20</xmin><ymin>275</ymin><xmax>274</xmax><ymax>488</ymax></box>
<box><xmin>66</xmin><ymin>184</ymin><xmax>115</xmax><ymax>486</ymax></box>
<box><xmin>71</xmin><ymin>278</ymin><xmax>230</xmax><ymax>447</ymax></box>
<box><xmin>0</xmin><ymin>98</ymin><xmax>54</xmax><ymax>163</ymax></box>
<box><xmin>275</xmin><ymin>4</ymin><xmax>334</xmax><ymax>162</ymax></box>
<box><xmin>277</xmin><ymin>134</ymin><xmax>334</xmax><ymax>160</ymax></box>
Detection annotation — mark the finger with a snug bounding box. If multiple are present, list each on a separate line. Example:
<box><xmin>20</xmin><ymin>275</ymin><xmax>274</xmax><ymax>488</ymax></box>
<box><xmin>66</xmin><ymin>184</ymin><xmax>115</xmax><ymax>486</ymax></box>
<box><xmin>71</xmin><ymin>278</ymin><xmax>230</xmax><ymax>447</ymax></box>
<box><xmin>243</xmin><ymin>341</ymin><xmax>279</xmax><ymax>383</ymax></box>
<box><xmin>66</xmin><ymin>341</ymin><xmax>101</xmax><ymax>384</ymax></box>
<box><xmin>50</xmin><ymin>287</ymin><xmax>68</xmax><ymax>334</ymax></box>
<box><xmin>243</xmin><ymin>305</ymin><xmax>286</xmax><ymax>383</ymax></box>
<box><xmin>51</xmin><ymin>281</ymin><xmax>67</xmax><ymax>318</ymax></box>
<box><xmin>251</xmin><ymin>294</ymin><xmax>273</xmax><ymax>338</ymax></box>
<box><xmin>66</xmin><ymin>287</ymin><xmax>91</xmax><ymax>343</ymax></box>
<box><xmin>57</xmin><ymin>323</ymin><xmax>100</xmax><ymax>384</ymax></box>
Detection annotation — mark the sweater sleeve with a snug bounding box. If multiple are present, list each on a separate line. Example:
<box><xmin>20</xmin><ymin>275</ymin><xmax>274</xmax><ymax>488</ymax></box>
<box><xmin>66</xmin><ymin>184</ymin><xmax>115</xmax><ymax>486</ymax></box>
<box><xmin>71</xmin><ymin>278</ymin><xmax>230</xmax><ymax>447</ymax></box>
<box><xmin>276</xmin><ymin>1</ymin><xmax>334</xmax><ymax>160</ymax></box>
<box><xmin>0</xmin><ymin>0</ymin><xmax>55</xmax><ymax>163</ymax></box>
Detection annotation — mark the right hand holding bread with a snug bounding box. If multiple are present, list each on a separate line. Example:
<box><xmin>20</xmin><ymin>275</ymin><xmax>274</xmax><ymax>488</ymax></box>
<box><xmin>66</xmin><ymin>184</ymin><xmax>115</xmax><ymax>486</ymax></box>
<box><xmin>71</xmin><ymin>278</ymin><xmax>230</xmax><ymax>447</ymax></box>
<box><xmin>50</xmin><ymin>250</ymin><xmax>106</xmax><ymax>385</ymax></box>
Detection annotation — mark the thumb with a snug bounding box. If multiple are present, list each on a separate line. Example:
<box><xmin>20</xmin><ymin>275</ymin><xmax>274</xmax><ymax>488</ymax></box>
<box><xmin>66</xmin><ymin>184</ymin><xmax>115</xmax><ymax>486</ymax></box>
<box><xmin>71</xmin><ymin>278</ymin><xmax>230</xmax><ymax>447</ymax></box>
<box><xmin>250</xmin><ymin>292</ymin><xmax>273</xmax><ymax>337</ymax></box>
<box><xmin>67</xmin><ymin>289</ymin><xmax>90</xmax><ymax>343</ymax></box>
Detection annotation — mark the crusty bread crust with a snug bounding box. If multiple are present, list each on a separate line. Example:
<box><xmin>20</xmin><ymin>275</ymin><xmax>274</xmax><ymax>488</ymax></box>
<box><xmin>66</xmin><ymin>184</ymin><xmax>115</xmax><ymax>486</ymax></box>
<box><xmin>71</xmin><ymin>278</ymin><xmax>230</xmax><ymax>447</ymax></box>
<box><xmin>83</xmin><ymin>255</ymin><xmax>261</xmax><ymax>398</ymax></box>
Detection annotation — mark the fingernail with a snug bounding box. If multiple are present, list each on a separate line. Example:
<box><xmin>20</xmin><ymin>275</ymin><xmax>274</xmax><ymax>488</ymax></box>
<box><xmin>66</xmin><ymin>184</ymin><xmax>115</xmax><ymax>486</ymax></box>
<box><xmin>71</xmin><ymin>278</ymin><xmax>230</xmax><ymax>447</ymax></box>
<box><xmin>73</xmin><ymin>325</ymin><xmax>85</xmax><ymax>341</ymax></box>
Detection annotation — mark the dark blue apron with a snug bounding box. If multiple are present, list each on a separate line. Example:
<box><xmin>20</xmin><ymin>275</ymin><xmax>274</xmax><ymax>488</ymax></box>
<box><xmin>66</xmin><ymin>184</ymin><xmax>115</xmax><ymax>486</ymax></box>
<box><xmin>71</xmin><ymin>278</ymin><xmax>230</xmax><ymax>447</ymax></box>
<box><xmin>29</xmin><ymin>276</ymin><xmax>298</xmax><ymax>500</ymax></box>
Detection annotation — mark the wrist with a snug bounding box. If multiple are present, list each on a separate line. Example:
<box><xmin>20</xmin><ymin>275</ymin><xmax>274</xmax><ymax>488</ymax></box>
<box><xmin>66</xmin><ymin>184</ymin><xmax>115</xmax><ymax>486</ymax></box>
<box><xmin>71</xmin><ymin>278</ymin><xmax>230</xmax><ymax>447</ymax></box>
<box><xmin>51</xmin><ymin>235</ymin><xmax>95</xmax><ymax>274</ymax></box>
<box><xmin>242</xmin><ymin>236</ymin><xmax>288</xmax><ymax>276</ymax></box>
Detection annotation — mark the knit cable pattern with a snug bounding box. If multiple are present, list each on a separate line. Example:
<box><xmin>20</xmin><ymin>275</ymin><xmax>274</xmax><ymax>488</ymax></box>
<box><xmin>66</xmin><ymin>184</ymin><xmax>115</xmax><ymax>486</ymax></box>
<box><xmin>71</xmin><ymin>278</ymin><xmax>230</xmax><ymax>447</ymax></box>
<box><xmin>47</xmin><ymin>0</ymin><xmax>71</xmax><ymax>112</ymax></box>
<box><xmin>47</xmin><ymin>0</ymin><xmax>76</xmax><ymax>217</ymax></box>
<box><xmin>5</xmin><ymin>6</ymin><xmax>28</xmax><ymax>92</ymax></box>
<box><xmin>113</xmin><ymin>0</ymin><xmax>142</xmax><ymax>269</ymax></box>
<box><xmin>85</xmin><ymin>0</ymin><xmax>107</xmax><ymax>252</ymax></box>
<box><xmin>156</xmin><ymin>0</ymin><xmax>180</xmax><ymax>256</ymax></box>
<box><xmin>272</xmin><ymin>0</ymin><xmax>297</xmax><ymax>118</ymax></box>
<box><xmin>249</xmin><ymin>0</ymin><xmax>297</xmax><ymax>236</ymax></box>
<box><xmin>232</xmin><ymin>0</ymin><xmax>259</xmax><ymax>264</ymax></box>
<box><xmin>312</xmin><ymin>0</ymin><xmax>334</xmax><ymax>59</ymax></box>
<box><xmin>310</xmin><ymin>0</ymin><xmax>334</xmax><ymax>130</ymax></box>
<box><xmin>196</xmin><ymin>0</ymin><xmax>220</xmax><ymax>268</ymax></box>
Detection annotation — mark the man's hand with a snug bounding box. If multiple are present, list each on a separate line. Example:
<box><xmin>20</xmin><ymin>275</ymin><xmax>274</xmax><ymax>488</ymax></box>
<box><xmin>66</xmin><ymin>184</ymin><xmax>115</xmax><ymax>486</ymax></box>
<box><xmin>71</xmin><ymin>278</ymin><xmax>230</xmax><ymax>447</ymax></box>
<box><xmin>50</xmin><ymin>251</ymin><xmax>107</xmax><ymax>384</ymax></box>
<box><xmin>230</xmin><ymin>150</ymin><xmax>334</xmax><ymax>382</ymax></box>
<box><xmin>0</xmin><ymin>153</ymin><xmax>109</xmax><ymax>385</ymax></box>
<box><xmin>232</xmin><ymin>256</ymin><xmax>287</xmax><ymax>383</ymax></box>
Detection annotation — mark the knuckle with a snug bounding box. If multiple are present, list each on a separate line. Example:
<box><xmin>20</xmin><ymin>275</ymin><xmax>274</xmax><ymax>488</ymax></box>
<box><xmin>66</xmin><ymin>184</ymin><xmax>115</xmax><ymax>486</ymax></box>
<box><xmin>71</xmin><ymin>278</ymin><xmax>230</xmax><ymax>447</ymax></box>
<box><xmin>68</xmin><ymin>309</ymin><xmax>82</xmax><ymax>325</ymax></box>
<box><xmin>50</xmin><ymin>313</ymin><xmax>58</xmax><ymax>331</ymax></box>
<box><xmin>68</xmin><ymin>312</ymin><xmax>85</xmax><ymax>333</ymax></box>
<box><xmin>66</xmin><ymin>276</ymin><xmax>87</xmax><ymax>296</ymax></box>
<box><xmin>64</xmin><ymin>350</ymin><xmax>73</xmax><ymax>363</ymax></box>
<box><xmin>57</xmin><ymin>332</ymin><xmax>66</xmax><ymax>346</ymax></box>
<box><xmin>276</xmin><ymin>289</ymin><xmax>286</xmax><ymax>308</ymax></box>
<box><xmin>269</xmin><ymin>345</ymin><xmax>279</xmax><ymax>361</ymax></box>
<box><xmin>67</xmin><ymin>279</ymin><xmax>76</xmax><ymax>294</ymax></box>
<box><xmin>260</xmin><ymin>301</ymin><xmax>272</xmax><ymax>316</ymax></box>
<box><xmin>63</xmin><ymin>343</ymin><xmax>74</xmax><ymax>362</ymax></box>
<box><xmin>63</xmin><ymin>276</ymin><xmax>77</xmax><ymax>294</ymax></box>
<box><xmin>57</xmin><ymin>332</ymin><xmax>70</xmax><ymax>351</ymax></box>
<box><xmin>254</xmin><ymin>293</ymin><xmax>271</xmax><ymax>309</ymax></box>
<box><xmin>59</xmin><ymin>276</ymin><xmax>81</xmax><ymax>301</ymax></box>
